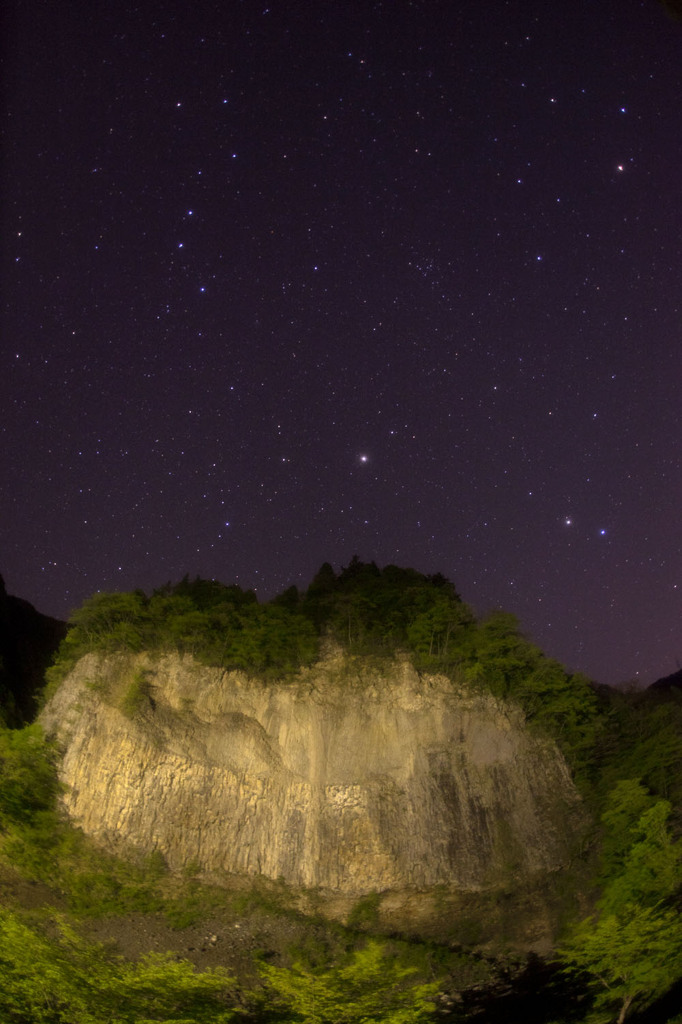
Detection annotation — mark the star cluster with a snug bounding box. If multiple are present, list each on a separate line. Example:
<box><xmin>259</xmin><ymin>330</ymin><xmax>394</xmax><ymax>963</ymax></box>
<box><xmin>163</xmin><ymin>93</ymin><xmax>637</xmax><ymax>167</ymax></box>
<box><xmin>2</xmin><ymin>0</ymin><xmax>681</xmax><ymax>686</ymax></box>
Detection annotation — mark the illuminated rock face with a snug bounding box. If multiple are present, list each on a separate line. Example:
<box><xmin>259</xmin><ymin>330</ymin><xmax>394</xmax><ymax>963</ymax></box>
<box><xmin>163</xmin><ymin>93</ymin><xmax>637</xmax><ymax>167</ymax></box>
<box><xmin>41</xmin><ymin>651</ymin><xmax>581</xmax><ymax>896</ymax></box>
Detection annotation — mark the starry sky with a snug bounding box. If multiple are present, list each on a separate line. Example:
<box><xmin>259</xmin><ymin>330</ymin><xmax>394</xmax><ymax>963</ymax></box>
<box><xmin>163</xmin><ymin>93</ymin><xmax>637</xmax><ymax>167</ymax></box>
<box><xmin>2</xmin><ymin>0</ymin><xmax>681</xmax><ymax>687</ymax></box>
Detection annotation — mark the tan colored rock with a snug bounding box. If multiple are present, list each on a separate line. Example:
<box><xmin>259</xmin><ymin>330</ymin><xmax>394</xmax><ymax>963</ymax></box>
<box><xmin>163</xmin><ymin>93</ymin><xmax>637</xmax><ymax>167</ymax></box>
<box><xmin>41</xmin><ymin>651</ymin><xmax>582</xmax><ymax>902</ymax></box>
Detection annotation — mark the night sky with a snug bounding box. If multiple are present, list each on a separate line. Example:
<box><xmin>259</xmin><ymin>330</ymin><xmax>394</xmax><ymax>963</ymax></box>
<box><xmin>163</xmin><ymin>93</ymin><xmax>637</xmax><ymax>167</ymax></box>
<box><xmin>2</xmin><ymin>0</ymin><xmax>681</xmax><ymax>687</ymax></box>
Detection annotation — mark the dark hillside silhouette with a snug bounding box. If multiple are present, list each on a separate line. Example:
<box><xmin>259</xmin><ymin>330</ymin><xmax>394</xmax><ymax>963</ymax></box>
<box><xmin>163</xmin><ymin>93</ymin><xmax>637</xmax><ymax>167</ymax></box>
<box><xmin>0</xmin><ymin>574</ymin><xmax>66</xmax><ymax>724</ymax></box>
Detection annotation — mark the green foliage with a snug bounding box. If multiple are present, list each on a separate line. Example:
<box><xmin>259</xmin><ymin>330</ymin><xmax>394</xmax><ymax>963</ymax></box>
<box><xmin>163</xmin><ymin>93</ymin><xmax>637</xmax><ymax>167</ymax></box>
<box><xmin>70</xmin><ymin>590</ymin><xmax>150</xmax><ymax>651</ymax></box>
<box><xmin>160</xmin><ymin>574</ymin><xmax>257</xmax><ymax>612</ymax></box>
<box><xmin>598</xmin><ymin>779</ymin><xmax>657</xmax><ymax>883</ymax></box>
<box><xmin>346</xmin><ymin>891</ymin><xmax>383</xmax><ymax>930</ymax></box>
<box><xmin>259</xmin><ymin>938</ymin><xmax>440</xmax><ymax>1023</ymax></box>
<box><xmin>45</xmin><ymin>561</ymin><xmax>478</xmax><ymax>689</ymax></box>
<box><xmin>46</xmin><ymin>576</ymin><xmax>319</xmax><ymax>687</ymax></box>
<box><xmin>459</xmin><ymin>611</ymin><xmax>601</xmax><ymax>773</ymax></box>
<box><xmin>559</xmin><ymin>904</ymin><xmax>682</xmax><ymax>1024</ymax></box>
<box><xmin>462</xmin><ymin>611</ymin><xmax>537</xmax><ymax>693</ymax></box>
<box><xmin>595</xmin><ymin>689</ymin><xmax>682</xmax><ymax>805</ymax></box>
<box><xmin>558</xmin><ymin>781</ymin><xmax>682</xmax><ymax>1023</ymax></box>
<box><xmin>301</xmin><ymin>558</ymin><xmax>473</xmax><ymax>664</ymax></box>
<box><xmin>0</xmin><ymin>723</ymin><xmax>60</xmax><ymax>828</ymax></box>
<box><xmin>241</xmin><ymin>604</ymin><xmax>319</xmax><ymax>676</ymax></box>
<box><xmin>406</xmin><ymin>594</ymin><xmax>474</xmax><ymax>666</ymax></box>
<box><xmin>0</xmin><ymin>723</ymin><xmax>66</xmax><ymax>887</ymax></box>
<box><xmin>120</xmin><ymin>669</ymin><xmax>152</xmax><ymax>719</ymax></box>
<box><xmin>0</xmin><ymin>908</ymin><xmax>237</xmax><ymax>1023</ymax></box>
<box><xmin>598</xmin><ymin>786</ymin><xmax>681</xmax><ymax>915</ymax></box>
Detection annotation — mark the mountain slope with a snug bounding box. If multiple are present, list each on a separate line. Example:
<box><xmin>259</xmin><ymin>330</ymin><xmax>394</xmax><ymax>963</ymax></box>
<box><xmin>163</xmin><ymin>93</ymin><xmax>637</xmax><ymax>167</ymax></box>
<box><xmin>0</xmin><ymin>574</ymin><xmax>66</xmax><ymax>724</ymax></box>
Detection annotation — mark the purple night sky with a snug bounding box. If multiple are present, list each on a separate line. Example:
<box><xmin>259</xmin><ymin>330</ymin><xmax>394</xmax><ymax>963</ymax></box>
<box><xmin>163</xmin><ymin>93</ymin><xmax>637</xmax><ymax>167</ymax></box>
<box><xmin>2</xmin><ymin>0</ymin><xmax>681</xmax><ymax>686</ymax></box>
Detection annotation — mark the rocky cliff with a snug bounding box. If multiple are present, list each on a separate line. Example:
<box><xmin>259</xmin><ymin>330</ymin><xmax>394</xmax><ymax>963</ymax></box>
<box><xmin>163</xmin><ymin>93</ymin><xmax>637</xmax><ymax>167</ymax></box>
<box><xmin>41</xmin><ymin>650</ymin><xmax>585</xmax><ymax>945</ymax></box>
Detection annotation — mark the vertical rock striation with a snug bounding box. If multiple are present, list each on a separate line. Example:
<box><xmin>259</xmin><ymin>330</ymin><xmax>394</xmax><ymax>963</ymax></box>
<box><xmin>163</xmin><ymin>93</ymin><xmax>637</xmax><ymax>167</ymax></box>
<box><xmin>41</xmin><ymin>651</ymin><xmax>582</xmax><ymax>906</ymax></box>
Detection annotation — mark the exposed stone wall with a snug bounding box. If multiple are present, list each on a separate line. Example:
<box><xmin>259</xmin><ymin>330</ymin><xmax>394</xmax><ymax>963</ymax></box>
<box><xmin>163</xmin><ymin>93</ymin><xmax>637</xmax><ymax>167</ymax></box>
<box><xmin>41</xmin><ymin>651</ymin><xmax>582</xmax><ymax>898</ymax></box>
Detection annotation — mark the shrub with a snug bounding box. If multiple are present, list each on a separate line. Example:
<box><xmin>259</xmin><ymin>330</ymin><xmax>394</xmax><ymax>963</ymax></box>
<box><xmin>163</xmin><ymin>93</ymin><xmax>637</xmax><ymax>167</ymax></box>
<box><xmin>119</xmin><ymin>670</ymin><xmax>151</xmax><ymax>719</ymax></box>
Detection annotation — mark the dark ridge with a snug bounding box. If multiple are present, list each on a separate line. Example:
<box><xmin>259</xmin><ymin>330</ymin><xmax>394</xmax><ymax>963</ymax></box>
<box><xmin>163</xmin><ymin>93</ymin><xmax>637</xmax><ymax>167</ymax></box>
<box><xmin>0</xmin><ymin>574</ymin><xmax>67</xmax><ymax>725</ymax></box>
<box><xmin>648</xmin><ymin>667</ymin><xmax>682</xmax><ymax>693</ymax></box>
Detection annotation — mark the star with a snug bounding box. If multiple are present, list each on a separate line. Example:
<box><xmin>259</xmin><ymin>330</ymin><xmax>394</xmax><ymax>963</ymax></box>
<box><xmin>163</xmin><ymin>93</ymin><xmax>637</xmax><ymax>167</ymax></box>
<box><xmin>2</xmin><ymin>0</ymin><xmax>677</xmax><ymax>689</ymax></box>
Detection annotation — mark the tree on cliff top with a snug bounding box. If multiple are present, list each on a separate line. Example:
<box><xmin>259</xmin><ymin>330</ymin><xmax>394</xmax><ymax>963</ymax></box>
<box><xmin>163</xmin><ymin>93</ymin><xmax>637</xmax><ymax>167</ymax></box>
<box><xmin>301</xmin><ymin>558</ymin><xmax>470</xmax><ymax>659</ymax></box>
